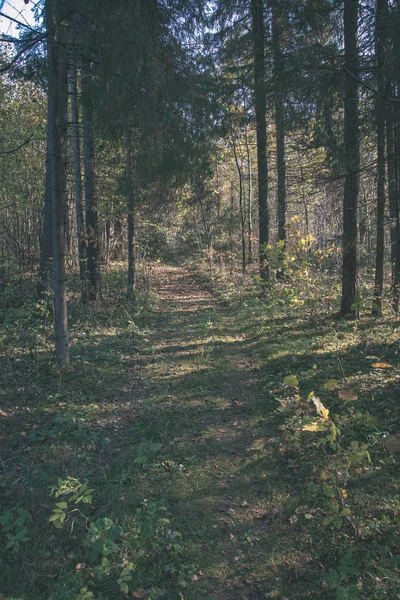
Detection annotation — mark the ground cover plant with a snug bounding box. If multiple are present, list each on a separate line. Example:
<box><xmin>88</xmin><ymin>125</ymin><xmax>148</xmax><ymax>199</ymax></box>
<box><xmin>1</xmin><ymin>261</ymin><xmax>400</xmax><ymax>599</ymax></box>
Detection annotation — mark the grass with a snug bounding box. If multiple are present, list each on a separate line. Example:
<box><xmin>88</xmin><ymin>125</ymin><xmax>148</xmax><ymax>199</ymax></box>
<box><xmin>1</xmin><ymin>261</ymin><xmax>400</xmax><ymax>599</ymax></box>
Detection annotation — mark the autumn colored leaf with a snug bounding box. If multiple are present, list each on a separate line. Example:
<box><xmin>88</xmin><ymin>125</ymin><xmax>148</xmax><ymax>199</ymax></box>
<box><xmin>338</xmin><ymin>388</ymin><xmax>358</xmax><ymax>401</ymax></box>
<box><xmin>251</xmin><ymin>438</ymin><xmax>266</xmax><ymax>451</ymax></box>
<box><xmin>371</xmin><ymin>362</ymin><xmax>392</xmax><ymax>369</ymax></box>
<box><xmin>133</xmin><ymin>589</ymin><xmax>149</xmax><ymax>599</ymax></box>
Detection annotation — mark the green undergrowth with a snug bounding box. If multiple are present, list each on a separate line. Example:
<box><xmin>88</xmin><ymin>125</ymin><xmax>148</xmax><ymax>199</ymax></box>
<box><xmin>1</xmin><ymin>261</ymin><xmax>400</xmax><ymax>599</ymax></box>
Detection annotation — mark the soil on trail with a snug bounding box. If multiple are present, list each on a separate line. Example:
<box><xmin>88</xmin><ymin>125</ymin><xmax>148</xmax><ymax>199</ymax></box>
<box><xmin>130</xmin><ymin>266</ymin><xmax>295</xmax><ymax>599</ymax></box>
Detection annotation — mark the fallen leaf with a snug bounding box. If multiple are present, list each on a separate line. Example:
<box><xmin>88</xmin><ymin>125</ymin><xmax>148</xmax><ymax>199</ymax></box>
<box><xmin>338</xmin><ymin>389</ymin><xmax>358</xmax><ymax>401</ymax></box>
<box><xmin>75</xmin><ymin>563</ymin><xmax>86</xmax><ymax>570</ymax></box>
<box><xmin>372</xmin><ymin>362</ymin><xmax>392</xmax><ymax>369</ymax></box>
<box><xmin>251</xmin><ymin>438</ymin><xmax>266</xmax><ymax>451</ymax></box>
<box><xmin>133</xmin><ymin>590</ymin><xmax>148</xmax><ymax>599</ymax></box>
<box><xmin>269</xmin><ymin>591</ymin><xmax>281</xmax><ymax>598</ymax></box>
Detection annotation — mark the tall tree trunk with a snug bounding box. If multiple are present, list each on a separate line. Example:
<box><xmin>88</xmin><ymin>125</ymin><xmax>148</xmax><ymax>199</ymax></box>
<box><xmin>81</xmin><ymin>61</ymin><xmax>100</xmax><ymax>302</ymax></box>
<box><xmin>373</xmin><ymin>0</ymin><xmax>387</xmax><ymax>316</ymax></box>
<box><xmin>251</xmin><ymin>0</ymin><xmax>269</xmax><ymax>281</ymax></box>
<box><xmin>394</xmin><ymin>90</ymin><xmax>400</xmax><ymax>312</ymax></box>
<box><xmin>386</xmin><ymin>87</ymin><xmax>400</xmax><ymax>312</ymax></box>
<box><xmin>245</xmin><ymin>126</ymin><xmax>253</xmax><ymax>265</ymax></box>
<box><xmin>231</xmin><ymin>131</ymin><xmax>246</xmax><ymax>273</ymax></box>
<box><xmin>36</xmin><ymin>101</ymin><xmax>53</xmax><ymax>302</ymax></box>
<box><xmin>46</xmin><ymin>0</ymin><xmax>69</xmax><ymax>367</ymax></box>
<box><xmin>340</xmin><ymin>0</ymin><xmax>360</xmax><ymax>318</ymax></box>
<box><xmin>69</xmin><ymin>54</ymin><xmax>87</xmax><ymax>302</ymax></box>
<box><xmin>126</xmin><ymin>129</ymin><xmax>135</xmax><ymax>299</ymax></box>
<box><xmin>271</xmin><ymin>1</ymin><xmax>287</xmax><ymax>279</ymax></box>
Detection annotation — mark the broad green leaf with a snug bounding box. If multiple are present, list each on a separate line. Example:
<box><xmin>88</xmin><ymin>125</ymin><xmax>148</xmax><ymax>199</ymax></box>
<box><xmin>323</xmin><ymin>379</ymin><xmax>340</xmax><ymax>390</ymax></box>
<box><xmin>283</xmin><ymin>375</ymin><xmax>299</xmax><ymax>388</ymax></box>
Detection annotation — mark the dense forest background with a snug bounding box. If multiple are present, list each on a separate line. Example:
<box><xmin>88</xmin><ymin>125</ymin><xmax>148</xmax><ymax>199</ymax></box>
<box><xmin>1</xmin><ymin>1</ymin><xmax>400</xmax><ymax>599</ymax></box>
<box><xmin>1</xmin><ymin>0</ymin><xmax>400</xmax><ymax>365</ymax></box>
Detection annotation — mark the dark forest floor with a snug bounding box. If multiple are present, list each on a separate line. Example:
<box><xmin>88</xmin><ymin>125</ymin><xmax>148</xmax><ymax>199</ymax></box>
<box><xmin>1</xmin><ymin>264</ymin><xmax>400</xmax><ymax>599</ymax></box>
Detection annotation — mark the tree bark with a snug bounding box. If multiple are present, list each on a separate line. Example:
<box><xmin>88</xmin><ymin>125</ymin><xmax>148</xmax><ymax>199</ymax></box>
<box><xmin>126</xmin><ymin>129</ymin><xmax>135</xmax><ymax>299</ymax></box>
<box><xmin>373</xmin><ymin>0</ymin><xmax>387</xmax><ymax>316</ymax></box>
<box><xmin>245</xmin><ymin>126</ymin><xmax>253</xmax><ymax>264</ymax></box>
<box><xmin>81</xmin><ymin>60</ymin><xmax>100</xmax><ymax>302</ymax></box>
<box><xmin>231</xmin><ymin>130</ymin><xmax>246</xmax><ymax>272</ymax></box>
<box><xmin>386</xmin><ymin>87</ymin><xmax>400</xmax><ymax>312</ymax></box>
<box><xmin>69</xmin><ymin>53</ymin><xmax>87</xmax><ymax>302</ymax></box>
<box><xmin>271</xmin><ymin>0</ymin><xmax>287</xmax><ymax>279</ymax></box>
<box><xmin>251</xmin><ymin>0</ymin><xmax>269</xmax><ymax>281</ymax></box>
<box><xmin>340</xmin><ymin>0</ymin><xmax>360</xmax><ymax>318</ymax></box>
<box><xmin>46</xmin><ymin>0</ymin><xmax>69</xmax><ymax>367</ymax></box>
<box><xmin>36</xmin><ymin>100</ymin><xmax>53</xmax><ymax>302</ymax></box>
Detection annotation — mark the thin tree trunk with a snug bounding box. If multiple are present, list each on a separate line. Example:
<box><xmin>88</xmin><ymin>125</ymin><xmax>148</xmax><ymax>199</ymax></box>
<box><xmin>393</xmin><ymin>88</ymin><xmax>400</xmax><ymax>312</ymax></box>
<box><xmin>340</xmin><ymin>0</ymin><xmax>360</xmax><ymax>318</ymax></box>
<box><xmin>126</xmin><ymin>129</ymin><xmax>135</xmax><ymax>299</ymax></box>
<box><xmin>36</xmin><ymin>101</ymin><xmax>53</xmax><ymax>301</ymax></box>
<box><xmin>81</xmin><ymin>60</ymin><xmax>100</xmax><ymax>302</ymax></box>
<box><xmin>386</xmin><ymin>87</ymin><xmax>400</xmax><ymax>312</ymax></box>
<box><xmin>70</xmin><ymin>55</ymin><xmax>87</xmax><ymax>301</ymax></box>
<box><xmin>251</xmin><ymin>0</ymin><xmax>269</xmax><ymax>282</ymax></box>
<box><xmin>271</xmin><ymin>1</ymin><xmax>287</xmax><ymax>279</ymax></box>
<box><xmin>373</xmin><ymin>0</ymin><xmax>387</xmax><ymax>316</ymax></box>
<box><xmin>114</xmin><ymin>217</ymin><xmax>123</xmax><ymax>260</ymax></box>
<box><xmin>46</xmin><ymin>0</ymin><xmax>69</xmax><ymax>367</ymax></box>
<box><xmin>231</xmin><ymin>132</ymin><xmax>246</xmax><ymax>273</ymax></box>
<box><xmin>245</xmin><ymin>126</ymin><xmax>253</xmax><ymax>264</ymax></box>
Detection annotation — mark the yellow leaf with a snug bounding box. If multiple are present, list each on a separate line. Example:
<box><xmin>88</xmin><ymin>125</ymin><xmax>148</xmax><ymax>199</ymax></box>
<box><xmin>302</xmin><ymin>420</ymin><xmax>329</xmax><ymax>432</ymax></box>
<box><xmin>371</xmin><ymin>362</ymin><xmax>392</xmax><ymax>369</ymax></box>
<box><xmin>323</xmin><ymin>379</ymin><xmax>340</xmax><ymax>390</ymax></box>
<box><xmin>338</xmin><ymin>389</ymin><xmax>358</xmax><ymax>401</ymax></box>
<box><xmin>269</xmin><ymin>591</ymin><xmax>281</xmax><ymax>598</ymax></box>
<box><xmin>283</xmin><ymin>375</ymin><xmax>299</xmax><ymax>388</ymax></box>
<box><xmin>312</xmin><ymin>395</ymin><xmax>329</xmax><ymax>419</ymax></box>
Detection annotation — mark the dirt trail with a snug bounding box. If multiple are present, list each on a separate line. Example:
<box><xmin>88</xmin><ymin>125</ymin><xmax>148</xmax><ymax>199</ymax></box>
<box><xmin>130</xmin><ymin>265</ymin><xmax>291</xmax><ymax>599</ymax></box>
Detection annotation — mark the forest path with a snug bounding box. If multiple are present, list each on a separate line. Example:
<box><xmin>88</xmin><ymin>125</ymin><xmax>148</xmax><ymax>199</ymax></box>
<box><xmin>129</xmin><ymin>265</ymin><xmax>294</xmax><ymax>599</ymax></box>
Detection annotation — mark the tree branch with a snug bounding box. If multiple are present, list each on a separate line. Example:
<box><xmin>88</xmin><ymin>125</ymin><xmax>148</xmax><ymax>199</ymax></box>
<box><xmin>0</xmin><ymin>134</ymin><xmax>33</xmax><ymax>155</ymax></box>
<box><xmin>342</xmin><ymin>63</ymin><xmax>400</xmax><ymax>103</ymax></box>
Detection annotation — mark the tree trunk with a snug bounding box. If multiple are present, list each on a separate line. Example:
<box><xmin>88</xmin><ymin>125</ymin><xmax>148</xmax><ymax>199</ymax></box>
<box><xmin>340</xmin><ymin>0</ymin><xmax>360</xmax><ymax>318</ymax></box>
<box><xmin>69</xmin><ymin>53</ymin><xmax>87</xmax><ymax>302</ymax></box>
<box><xmin>394</xmin><ymin>90</ymin><xmax>400</xmax><ymax>312</ymax></box>
<box><xmin>46</xmin><ymin>0</ymin><xmax>69</xmax><ymax>367</ymax></box>
<box><xmin>386</xmin><ymin>87</ymin><xmax>400</xmax><ymax>312</ymax></box>
<box><xmin>126</xmin><ymin>129</ymin><xmax>135</xmax><ymax>299</ymax></box>
<box><xmin>81</xmin><ymin>60</ymin><xmax>100</xmax><ymax>302</ymax></box>
<box><xmin>231</xmin><ymin>131</ymin><xmax>246</xmax><ymax>273</ymax></box>
<box><xmin>245</xmin><ymin>126</ymin><xmax>253</xmax><ymax>265</ymax></box>
<box><xmin>373</xmin><ymin>0</ymin><xmax>387</xmax><ymax>316</ymax></box>
<box><xmin>36</xmin><ymin>101</ymin><xmax>53</xmax><ymax>302</ymax></box>
<box><xmin>271</xmin><ymin>1</ymin><xmax>287</xmax><ymax>279</ymax></box>
<box><xmin>251</xmin><ymin>0</ymin><xmax>269</xmax><ymax>281</ymax></box>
